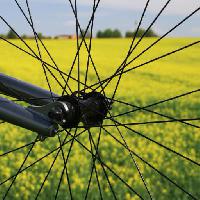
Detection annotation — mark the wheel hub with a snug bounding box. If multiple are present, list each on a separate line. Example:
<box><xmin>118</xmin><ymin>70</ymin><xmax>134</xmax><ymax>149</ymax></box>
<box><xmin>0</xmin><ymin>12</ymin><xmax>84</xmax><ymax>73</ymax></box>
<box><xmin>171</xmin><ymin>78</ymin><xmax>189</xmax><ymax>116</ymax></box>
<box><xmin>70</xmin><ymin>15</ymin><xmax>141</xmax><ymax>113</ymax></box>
<box><xmin>49</xmin><ymin>92</ymin><xmax>112</xmax><ymax>129</ymax></box>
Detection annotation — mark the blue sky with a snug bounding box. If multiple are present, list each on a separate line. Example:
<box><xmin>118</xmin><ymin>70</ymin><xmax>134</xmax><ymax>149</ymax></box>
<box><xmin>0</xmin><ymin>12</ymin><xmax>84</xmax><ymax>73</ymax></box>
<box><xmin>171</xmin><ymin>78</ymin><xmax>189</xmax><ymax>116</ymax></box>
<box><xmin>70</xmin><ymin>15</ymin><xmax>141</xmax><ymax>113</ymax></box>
<box><xmin>0</xmin><ymin>0</ymin><xmax>199</xmax><ymax>37</ymax></box>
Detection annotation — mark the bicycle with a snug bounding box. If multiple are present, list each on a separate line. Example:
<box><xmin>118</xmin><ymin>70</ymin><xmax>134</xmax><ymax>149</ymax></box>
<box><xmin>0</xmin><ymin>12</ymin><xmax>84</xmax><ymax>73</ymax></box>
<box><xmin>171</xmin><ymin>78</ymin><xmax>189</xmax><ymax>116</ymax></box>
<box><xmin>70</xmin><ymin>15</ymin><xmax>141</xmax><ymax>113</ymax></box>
<box><xmin>0</xmin><ymin>0</ymin><xmax>200</xmax><ymax>199</ymax></box>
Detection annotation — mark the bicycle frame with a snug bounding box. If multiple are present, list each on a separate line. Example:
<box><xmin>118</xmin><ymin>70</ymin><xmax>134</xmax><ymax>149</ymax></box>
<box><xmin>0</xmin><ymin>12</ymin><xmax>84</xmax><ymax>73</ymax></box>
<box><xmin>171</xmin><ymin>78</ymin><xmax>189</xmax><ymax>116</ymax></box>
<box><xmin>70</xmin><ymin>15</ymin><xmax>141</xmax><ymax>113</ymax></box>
<box><xmin>0</xmin><ymin>73</ymin><xmax>112</xmax><ymax>138</ymax></box>
<box><xmin>0</xmin><ymin>73</ymin><xmax>59</xmax><ymax>137</ymax></box>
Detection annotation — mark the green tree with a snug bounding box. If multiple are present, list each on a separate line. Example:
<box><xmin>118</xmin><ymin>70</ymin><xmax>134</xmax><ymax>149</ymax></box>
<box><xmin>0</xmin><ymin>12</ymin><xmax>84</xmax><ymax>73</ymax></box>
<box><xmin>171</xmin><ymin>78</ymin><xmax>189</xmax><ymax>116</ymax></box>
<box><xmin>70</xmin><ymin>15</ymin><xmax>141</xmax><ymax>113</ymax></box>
<box><xmin>125</xmin><ymin>31</ymin><xmax>134</xmax><ymax>38</ymax></box>
<box><xmin>103</xmin><ymin>29</ymin><xmax>113</xmax><ymax>38</ymax></box>
<box><xmin>125</xmin><ymin>28</ymin><xmax>158</xmax><ymax>38</ymax></box>
<box><xmin>37</xmin><ymin>32</ymin><xmax>43</xmax><ymax>39</ymax></box>
<box><xmin>96</xmin><ymin>29</ymin><xmax>122</xmax><ymax>38</ymax></box>
<box><xmin>134</xmin><ymin>28</ymin><xmax>158</xmax><ymax>37</ymax></box>
<box><xmin>96</xmin><ymin>31</ymin><xmax>102</xmax><ymax>38</ymax></box>
<box><xmin>112</xmin><ymin>29</ymin><xmax>122</xmax><ymax>38</ymax></box>
<box><xmin>135</xmin><ymin>28</ymin><xmax>145</xmax><ymax>37</ymax></box>
<box><xmin>7</xmin><ymin>29</ymin><xmax>17</xmax><ymax>39</ymax></box>
<box><xmin>145</xmin><ymin>28</ymin><xmax>158</xmax><ymax>37</ymax></box>
<box><xmin>0</xmin><ymin>34</ymin><xmax>6</xmax><ymax>39</ymax></box>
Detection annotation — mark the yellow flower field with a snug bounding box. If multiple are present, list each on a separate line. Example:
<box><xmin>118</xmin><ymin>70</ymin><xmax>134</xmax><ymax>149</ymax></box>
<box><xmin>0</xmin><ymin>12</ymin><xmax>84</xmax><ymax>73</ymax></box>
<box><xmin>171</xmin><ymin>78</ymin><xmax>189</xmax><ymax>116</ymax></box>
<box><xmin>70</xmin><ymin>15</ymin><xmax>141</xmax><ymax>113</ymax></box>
<box><xmin>0</xmin><ymin>38</ymin><xmax>200</xmax><ymax>199</ymax></box>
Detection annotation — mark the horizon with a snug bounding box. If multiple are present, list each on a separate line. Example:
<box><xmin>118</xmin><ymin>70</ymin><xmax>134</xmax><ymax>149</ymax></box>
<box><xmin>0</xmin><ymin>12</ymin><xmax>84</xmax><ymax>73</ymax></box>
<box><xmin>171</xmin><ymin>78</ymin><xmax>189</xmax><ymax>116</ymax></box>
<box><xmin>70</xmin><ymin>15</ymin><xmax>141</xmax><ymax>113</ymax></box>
<box><xmin>0</xmin><ymin>0</ymin><xmax>199</xmax><ymax>37</ymax></box>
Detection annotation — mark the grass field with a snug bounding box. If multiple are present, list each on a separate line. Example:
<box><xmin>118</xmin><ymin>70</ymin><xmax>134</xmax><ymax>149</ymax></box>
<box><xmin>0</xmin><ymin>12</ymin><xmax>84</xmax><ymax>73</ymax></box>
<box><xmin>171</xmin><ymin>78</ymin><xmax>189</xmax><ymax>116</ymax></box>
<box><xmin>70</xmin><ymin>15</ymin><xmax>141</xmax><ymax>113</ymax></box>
<box><xmin>0</xmin><ymin>38</ymin><xmax>200</xmax><ymax>199</ymax></box>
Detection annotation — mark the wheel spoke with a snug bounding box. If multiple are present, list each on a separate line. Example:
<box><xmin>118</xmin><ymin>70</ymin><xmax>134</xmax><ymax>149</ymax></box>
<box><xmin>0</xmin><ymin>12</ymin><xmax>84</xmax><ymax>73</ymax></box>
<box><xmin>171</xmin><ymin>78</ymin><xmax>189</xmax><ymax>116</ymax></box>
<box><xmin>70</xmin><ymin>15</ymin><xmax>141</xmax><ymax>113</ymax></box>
<box><xmin>67</xmin><ymin>0</ymin><xmax>107</xmax><ymax>100</ymax></box>
<box><xmin>35</xmin><ymin>129</ymin><xmax>78</xmax><ymax>199</ymax></box>
<box><xmin>108</xmin><ymin>118</ymin><xmax>200</xmax><ymax>167</ymax></box>
<box><xmin>0</xmin><ymin>140</ymin><xmax>39</xmax><ymax>157</ymax></box>
<box><xmin>111</xmin><ymin>0</ymin><xmax>151</xmax><ymax>100</ymax></box>
<box><xmin>91</xmin><ymin>129</ymin><xmax>103</xmax><ymax>200</ymax></box>
<box><xmin>116</xmin><ymin>0</ymin><xmax>172</xmax><ymax>74</ymax></box>
<box><xmin>114</xmin><ymin>41</ymin><xmax>200</xmax><ymax>81</ymax></box>
<box><xmin>0</xmin><ymin>36</ymin><xmax>88</xmax><ymax>93</ymax></box>
<box><xmin>84</xmin><ymin>128</ymin><xmax>102</xmax><ymax>199</ymax></box>
<box><xmin>55</xmin><ymin>129</ymin><xmax>78</xmax><ymax>199</ymax></box>
<box><xmin>66</xmin><ymin>130</ymin><xmax>144</xmax><ymax>199</ymax></box>
<box><xmin>119</xmin><ymin>6</ymin><xmax>200</xmax><ymax>74</ymax></box>
<box><xmin>102</xmin><ymin>127</ymin><xmax>198</xmax><ymax>200</ymax></box>
<box><xmin>35</xmin><ymin>146</ymin><xmax>64</xmax><ymax>198</ymax></box>
<box><xmin>82</xmin><ymin>118</ymin><xmax>200</xmax><ymax>128</ymax></box>
<box><xmin>109</xmin><ymin>89</ymin><xmax>200</xmax><ymax>120</ymax></box>
<box><xmin>109</xmin><ymin>96</ymin><xmax>200</xmax><ymax>129</ymax></box>
<box><xmin>106</xmin><ymin>108</ymin><xmax>152</xmax><ymax>199</ymax></box>
<box><xmin>88</xmin><ymin>129</ymin><xmax>117</xmax><ymax>200</ymax></box>
<box><xmin>0</xmin><ymin>130</ymin><xmax>86</xmax><ymax>187</ymax></box>
<box><xmin>75</xmin><ymin>0</ymin><xmax>81</xmax><ymax>97</ymax></box>
<box><xmin>25</xmin><ymin>0</ymin><xmax>55</xmax><ymax>101</ymax></box>
<box><xmin>2</xmin><ymin>136</ymin><xmax>38</xmax><ymax>199</ymax></box>
<box><xmin>62</xmin><ymin>0</ymin><xmax>101</xmax><ymax>95</ymax></box>
<box><xmin>91</xmin><ymin>39</ymin><xmax>199</xmax><ymax>93</ymax></box>
<box><xmin>84</xmin><ymin>0</ymin><xmax>96</xmax><ymax>92</ymax></box>
<box><xmin>90</xmin><ymin>6</ymin><xmax>200</xmax><ymax>90</ymax></box>
<box><xmin>55</xmin><ymin>134</ymin><xmax>73</xmax><ymax>199</ymax></box>
<box><xmin>14</xmin><ymin>0</ymin><xmax>73</xmax><ymax>94</ymax></box>
<box><xmin>67</xmin><ymin>0</ymin><xmax>105</xmax><ymax>94</ymax></box>
<box><xmin>0</xmin><ymin>15</ymin><xmax>39</xmax><ymax>59</ymax></box>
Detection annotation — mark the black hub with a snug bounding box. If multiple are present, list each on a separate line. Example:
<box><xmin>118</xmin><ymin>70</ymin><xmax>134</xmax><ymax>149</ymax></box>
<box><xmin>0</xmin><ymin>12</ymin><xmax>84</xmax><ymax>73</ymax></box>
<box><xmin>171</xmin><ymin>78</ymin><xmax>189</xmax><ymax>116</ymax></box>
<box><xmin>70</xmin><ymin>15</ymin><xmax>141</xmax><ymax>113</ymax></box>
<box><xmin>52</xmin><ymin>92</ymin><xmax>112</xmax><ymax>128</ymax></box>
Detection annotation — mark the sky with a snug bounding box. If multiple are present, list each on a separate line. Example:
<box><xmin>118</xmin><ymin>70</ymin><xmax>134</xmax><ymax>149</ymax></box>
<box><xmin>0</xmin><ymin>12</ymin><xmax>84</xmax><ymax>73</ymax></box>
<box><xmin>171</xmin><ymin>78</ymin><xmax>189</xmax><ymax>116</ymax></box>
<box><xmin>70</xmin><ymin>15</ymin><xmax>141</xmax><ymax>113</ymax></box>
<box><xmin>0</xmin><ymin>0</ymin><xmax>199</xmax><ymax>37</ymax></box>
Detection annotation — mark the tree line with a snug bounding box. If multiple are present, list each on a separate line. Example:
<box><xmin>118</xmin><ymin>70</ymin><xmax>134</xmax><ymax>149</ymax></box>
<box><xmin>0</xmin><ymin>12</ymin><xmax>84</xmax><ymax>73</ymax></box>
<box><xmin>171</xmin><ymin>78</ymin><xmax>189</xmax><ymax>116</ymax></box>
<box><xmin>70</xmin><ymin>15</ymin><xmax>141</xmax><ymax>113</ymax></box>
<box><xmin>0</xmin><ymin>29</ymin><xmax>18</xmax><ymax>39</ymax></box>
<box><xmin>0</xmin><ymin>29</ymin><xmax>49</xmax><ymax>39</ymax></box>
<box><xmin>1</xmin><ymin>28</ymin><xmax>158</xmax><ymax>40</ymax></box>
<box><xmin>96</xmin><ymin>28</ymin><xmax>158</xmax><ymax>38</ymax></box>
<box><xmin>80</xmin><ymin>28</ymin><xmax>158</xmax><ymax>38</ymax></box>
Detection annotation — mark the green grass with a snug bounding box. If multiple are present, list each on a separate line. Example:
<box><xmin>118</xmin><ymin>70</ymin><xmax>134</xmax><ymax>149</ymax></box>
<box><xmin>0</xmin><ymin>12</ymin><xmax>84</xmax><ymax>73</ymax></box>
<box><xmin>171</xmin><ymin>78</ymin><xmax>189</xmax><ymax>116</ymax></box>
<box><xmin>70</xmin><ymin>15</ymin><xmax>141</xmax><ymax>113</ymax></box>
<box><xmin>0</xmin><ymin>38</ymin><xmax>200</xmax><ymax>199</ymax></box>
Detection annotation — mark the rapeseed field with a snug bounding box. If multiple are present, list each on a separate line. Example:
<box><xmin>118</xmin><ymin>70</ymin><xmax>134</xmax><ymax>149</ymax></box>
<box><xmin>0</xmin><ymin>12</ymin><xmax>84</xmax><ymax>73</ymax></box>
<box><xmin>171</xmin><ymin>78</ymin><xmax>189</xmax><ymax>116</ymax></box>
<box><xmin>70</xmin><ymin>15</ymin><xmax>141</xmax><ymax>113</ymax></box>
<box><xmin>0</xmin><ymin>38</ymin><xmax>199</xmax><ymax>199</ymax></box>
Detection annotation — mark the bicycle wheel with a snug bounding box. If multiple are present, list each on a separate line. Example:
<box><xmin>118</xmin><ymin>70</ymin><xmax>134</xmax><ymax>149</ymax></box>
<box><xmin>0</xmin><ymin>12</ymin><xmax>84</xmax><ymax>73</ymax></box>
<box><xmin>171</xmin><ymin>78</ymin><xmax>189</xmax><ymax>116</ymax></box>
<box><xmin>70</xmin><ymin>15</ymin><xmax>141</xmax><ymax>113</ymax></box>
<box><xmin>0</xmin><ymin>0</ymin><xmax>200</xmax><ymax>199</ymax></box>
